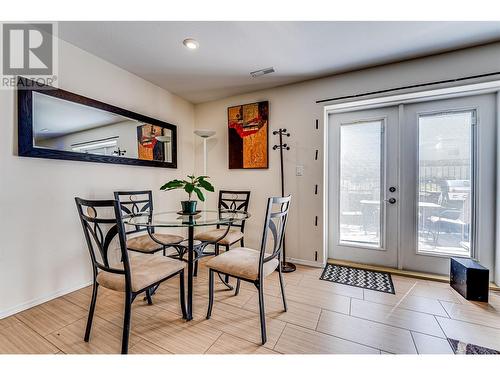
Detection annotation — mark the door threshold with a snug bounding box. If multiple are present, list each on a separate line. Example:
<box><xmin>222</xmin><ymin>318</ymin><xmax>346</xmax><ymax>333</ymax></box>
<box><xmin>328</xmin><ymin>258</ymin><xmax>500</xmax><ymax>291</ymax></box>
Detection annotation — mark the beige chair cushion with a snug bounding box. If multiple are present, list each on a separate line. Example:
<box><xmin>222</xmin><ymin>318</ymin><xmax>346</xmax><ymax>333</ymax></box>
<box><xmin>205</xmin><ymin>247</ymin><xmax>279</xmax><ymax>281</ymax></box>
<box><xmin>97</xmin><ymin>253</ymin><xmax>185</xmax><ymax>292</ymax></box>
<box><xmin>194</xmin><ymin>228</ymin><xmax>244</xmax><ymax>246</ymax></box>
<box><xmin>127</xmin><ymin>233</ymin><xmax>183</xmax><ymax>253</ymax></box>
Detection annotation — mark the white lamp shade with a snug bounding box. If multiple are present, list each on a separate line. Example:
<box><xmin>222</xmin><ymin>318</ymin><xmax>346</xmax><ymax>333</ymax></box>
<box><xmin>194</xmin><ymin>129</ymin><xmax>216</xmax><ymax>138</ymax></box>
<box><xmin>155</xmin><ymin>135</ymin><xmax>171</xmax><ymax>142</ymax></box>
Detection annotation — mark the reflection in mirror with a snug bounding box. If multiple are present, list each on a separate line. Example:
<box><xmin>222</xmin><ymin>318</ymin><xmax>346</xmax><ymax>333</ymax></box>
<box><xmin>32</xmin><ymin>92</ymin><xmax>173</xmax><ymax>163</ymax></box>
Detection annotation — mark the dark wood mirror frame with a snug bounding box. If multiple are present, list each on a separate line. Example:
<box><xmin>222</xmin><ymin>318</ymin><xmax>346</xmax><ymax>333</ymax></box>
<box><xmin>17</xmin><ymin>77</ymin><xmax>178</xmax><ymax>168</ymax></box>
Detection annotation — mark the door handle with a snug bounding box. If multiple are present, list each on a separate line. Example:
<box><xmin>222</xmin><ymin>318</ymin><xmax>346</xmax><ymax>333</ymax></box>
<box><xmin>385</xmin><ymin>198</ymin><xmax>397</xmax><ymax>204</ymax></box>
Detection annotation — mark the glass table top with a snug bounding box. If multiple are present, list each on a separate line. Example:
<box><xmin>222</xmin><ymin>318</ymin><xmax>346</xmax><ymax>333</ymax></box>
<box><xmin>123</xmin><ymin>210</ymin><xmax>250</xmax><ymax>228</ymax></box>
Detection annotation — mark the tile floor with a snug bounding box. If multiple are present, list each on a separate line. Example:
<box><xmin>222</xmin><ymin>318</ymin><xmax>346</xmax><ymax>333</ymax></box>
<box><xmin>1</xmin><ymin>258</ymin><xmax>499</xmax><ymax>354</ymax></box>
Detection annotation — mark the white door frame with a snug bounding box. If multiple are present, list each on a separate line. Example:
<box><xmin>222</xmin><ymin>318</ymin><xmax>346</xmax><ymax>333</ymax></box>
<box><xmin>323</xmin><ymin>79</ymin><xmax>500</xmax><ymax>269</ymax></box>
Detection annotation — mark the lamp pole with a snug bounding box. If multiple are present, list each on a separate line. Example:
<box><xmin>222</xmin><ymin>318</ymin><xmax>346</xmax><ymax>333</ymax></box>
<box><xmin>194</xmin><ymin>130</ymin><xmax>216</xmax><ymax>210</ymax></box>
<box><xmin>202</xmin><ymin>136</ymin><xmax>208</xmax><ymax>176</ymax></box>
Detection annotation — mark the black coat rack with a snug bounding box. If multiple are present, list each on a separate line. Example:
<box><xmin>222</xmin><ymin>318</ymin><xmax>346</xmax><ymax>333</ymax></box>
<box><xmin>273</xmin><ymin>128</ymin><xmax>296</xmax><ymax>273</ymax></box>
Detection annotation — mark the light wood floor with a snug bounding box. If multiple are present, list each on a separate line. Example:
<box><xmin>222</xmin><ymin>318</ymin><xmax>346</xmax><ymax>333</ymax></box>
<box><xmin>1</xmin><ymin>257</ymin><xmax>500</xmax><ymax>354</ymax></box>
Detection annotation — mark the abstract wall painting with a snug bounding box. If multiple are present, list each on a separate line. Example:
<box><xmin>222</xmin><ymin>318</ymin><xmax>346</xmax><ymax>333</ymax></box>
<box><xmin>137</xmin><ymin>124</ymin><xmax>167</xmax><ymax>161</ymax></box>
<box><xmin>227</xmin><ymin>101</ymin><xmax>269</xmax><ymax>169</ymax></box>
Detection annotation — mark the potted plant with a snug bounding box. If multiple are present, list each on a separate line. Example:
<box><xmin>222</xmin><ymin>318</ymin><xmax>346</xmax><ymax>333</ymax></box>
<box><xmin>160</xmin><ymin>175</ymin><xmax>214</xmax><ymax>214</ymax></box>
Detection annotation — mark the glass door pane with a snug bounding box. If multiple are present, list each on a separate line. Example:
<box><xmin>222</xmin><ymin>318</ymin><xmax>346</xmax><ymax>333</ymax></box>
<box><xmin>339</xmin><ymin>120</ymin><xmax>383</xmax><ymax>247</ymax></box>
<box><xmin>417</xmin><ymin>111</ymin><xmax>473</xmax><ymax>256</ymax></box>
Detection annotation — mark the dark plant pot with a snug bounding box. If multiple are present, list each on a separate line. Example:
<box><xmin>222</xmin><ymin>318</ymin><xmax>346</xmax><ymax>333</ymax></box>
<box><xmin>181</xmin><ymin>200</ymin><xmax>197</xmax><ymax>214</ymax></box>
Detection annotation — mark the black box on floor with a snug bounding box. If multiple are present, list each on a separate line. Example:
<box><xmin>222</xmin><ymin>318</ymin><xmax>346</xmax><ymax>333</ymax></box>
<box><xmin>450</xmin><ymin>257</ymin><xmax>489</xmax><ymax>302</ymax></box>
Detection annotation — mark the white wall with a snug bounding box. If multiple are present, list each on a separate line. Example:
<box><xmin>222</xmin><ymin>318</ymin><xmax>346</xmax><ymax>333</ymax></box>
<box><xmin>0</xmin><ymin>38</ymin><xmax>195</xmax><ymax>318</ymax></box>
<box><xmin>194</xmin><ymin>42</ymin><xmax>500</xmax><ymax>271</ymax></box>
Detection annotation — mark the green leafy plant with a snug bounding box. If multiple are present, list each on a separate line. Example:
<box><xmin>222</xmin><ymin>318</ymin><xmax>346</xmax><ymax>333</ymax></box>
<box><xmin>160</xmin><ymin>175</ymin><xmax>214</xmax><ymax>201</ymax></box>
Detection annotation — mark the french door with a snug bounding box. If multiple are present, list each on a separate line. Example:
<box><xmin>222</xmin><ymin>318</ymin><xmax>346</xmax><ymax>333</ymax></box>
<box><xmin>327</xmin><ymin>93</ymin><xmax>496</xmax><ymax>275</ymax></box>
<box><xmin>399</xmin><ymin>94</ymin><xmax>496</xmax><ymax>274</ymax></box>
<box><xmin>328</xmin><ymin>107</ymin><xmax>399</xmax><ymax>267</ymax></box>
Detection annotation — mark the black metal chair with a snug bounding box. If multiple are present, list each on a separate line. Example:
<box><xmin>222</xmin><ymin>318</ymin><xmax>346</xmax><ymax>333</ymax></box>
<box><xmin>194</xmin><ymin>190</ymin><xmax>250</xmax><ymax>278</ymax></box>
<box><xmin>195</xmin><ymin>190</ymin><xmax>250</xmax><ymax>250</ymax></box>
<box><xmin>429</xmin><ymin>209</ymin><xmax>468</xmax><ymax>245</ymax></box>
<box><xmin>205</xmin><ymin>195</ymin><xmax>291</xmax><ymax>345</ymax></box>
<box><xmin>75</xmin><ymin>197</ymin><xmax>187</xmax><ymax>354</ymax></box>
<box><xmin>114</xmin><ymin>190</ymin><xmax>184</xmax><ymax>256</ymax></box>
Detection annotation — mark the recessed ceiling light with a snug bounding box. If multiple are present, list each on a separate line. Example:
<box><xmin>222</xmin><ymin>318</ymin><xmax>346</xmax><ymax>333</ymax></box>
<box><xmin>40</xmin><ymin>128</ymin><xmax>49</xmax><ymax>132</ymax></box>
<box><xmin>183</xmin><ymin>38</ymin><xmax>199</xmax><ymax>50</ymax></box>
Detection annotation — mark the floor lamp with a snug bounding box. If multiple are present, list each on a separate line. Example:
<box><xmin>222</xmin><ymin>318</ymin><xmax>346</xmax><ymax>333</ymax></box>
<box><xmin>194</xmin><ymin>129</ymin><xmax>216</xmax><ymax>209</ymax></box>
<box><xmin>155</xmin><ymin>134</ymin><xmax>172</xmax><ymax>161</ymax></box>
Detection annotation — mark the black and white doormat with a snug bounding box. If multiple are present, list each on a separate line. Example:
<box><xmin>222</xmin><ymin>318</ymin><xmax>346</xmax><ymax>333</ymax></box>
<box><xmin>320</xmin><ymin>264</ymin><xmax>395</xmax><ymax>294</ymax></box>
<box><xmin>448</xmin><ymin>339</ymin><xmax>499</xmax><ymax>354</ymax></box>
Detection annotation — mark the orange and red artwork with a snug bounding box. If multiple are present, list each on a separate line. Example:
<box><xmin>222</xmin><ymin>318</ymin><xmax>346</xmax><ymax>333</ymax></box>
<box><xmin>228</xmin><ymin>101</ymin><xmax>269</xmax><ymax>169</ymax></box>
<box><xmin>137</xmin><ymin>124</ymin><xmax>165</xmax><ymax>161</ymax></box>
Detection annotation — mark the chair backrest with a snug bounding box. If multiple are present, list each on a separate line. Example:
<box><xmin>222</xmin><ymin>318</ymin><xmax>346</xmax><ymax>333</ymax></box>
<box><xmin>114</xmin><ymin>190</ymin><xmax>154</xmax><ymax>235</ymax></box>
<box><xmin>258</xmin><ymin>195</ymin><xmax>291</xmax><ymax>274</ymax></box>
<box><xmin>75</xmin><ymin>197</ymin><xmax>132</xmax><ymax>288</ymax></box>
<box><xmin>217</xmin><ymin>190</ymin><xmax>251</xmax><ymax>231</ymax></box>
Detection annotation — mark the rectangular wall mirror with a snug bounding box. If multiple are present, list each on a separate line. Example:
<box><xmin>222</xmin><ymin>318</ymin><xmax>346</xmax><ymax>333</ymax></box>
<box><xmin>18</xmin><ymin>77</ymin><xmax>177</xmax><ymax>168</ymax></box>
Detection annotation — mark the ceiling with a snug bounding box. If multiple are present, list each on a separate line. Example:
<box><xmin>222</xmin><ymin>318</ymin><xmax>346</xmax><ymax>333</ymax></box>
<box><xmin>33</xmin><ymin>92</ymin><xmax>128</xmax><ymax>139</ymax></box>
<box><xmin>58</xmin><ymin>21</ymin><xmax>500</xmax><ymax>104</ymax></box>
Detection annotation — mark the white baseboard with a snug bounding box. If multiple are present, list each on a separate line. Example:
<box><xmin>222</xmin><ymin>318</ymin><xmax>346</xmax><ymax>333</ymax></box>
<box><xmin>286</xmin><ymin>257</ymin><xmax>325</xmax><ymax>268</ymax></box>
<box><xmin>0</xmin><ymin>280</ymin><xmax>93</xmax><ymax>320</ymax></box>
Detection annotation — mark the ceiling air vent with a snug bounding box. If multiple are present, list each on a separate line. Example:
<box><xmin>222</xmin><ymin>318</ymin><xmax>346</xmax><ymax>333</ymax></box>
<box><xmin>250</xmin><ymin>67</ymin><xmax>275</xmax><ymax>78</ymax></box>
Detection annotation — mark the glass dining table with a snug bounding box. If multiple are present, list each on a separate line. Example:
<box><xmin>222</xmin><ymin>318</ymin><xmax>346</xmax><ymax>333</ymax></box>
<box><xmin>123</xmin><ymin>210</ymin><xmax>250</xmax><ymax>320</ymax></box>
